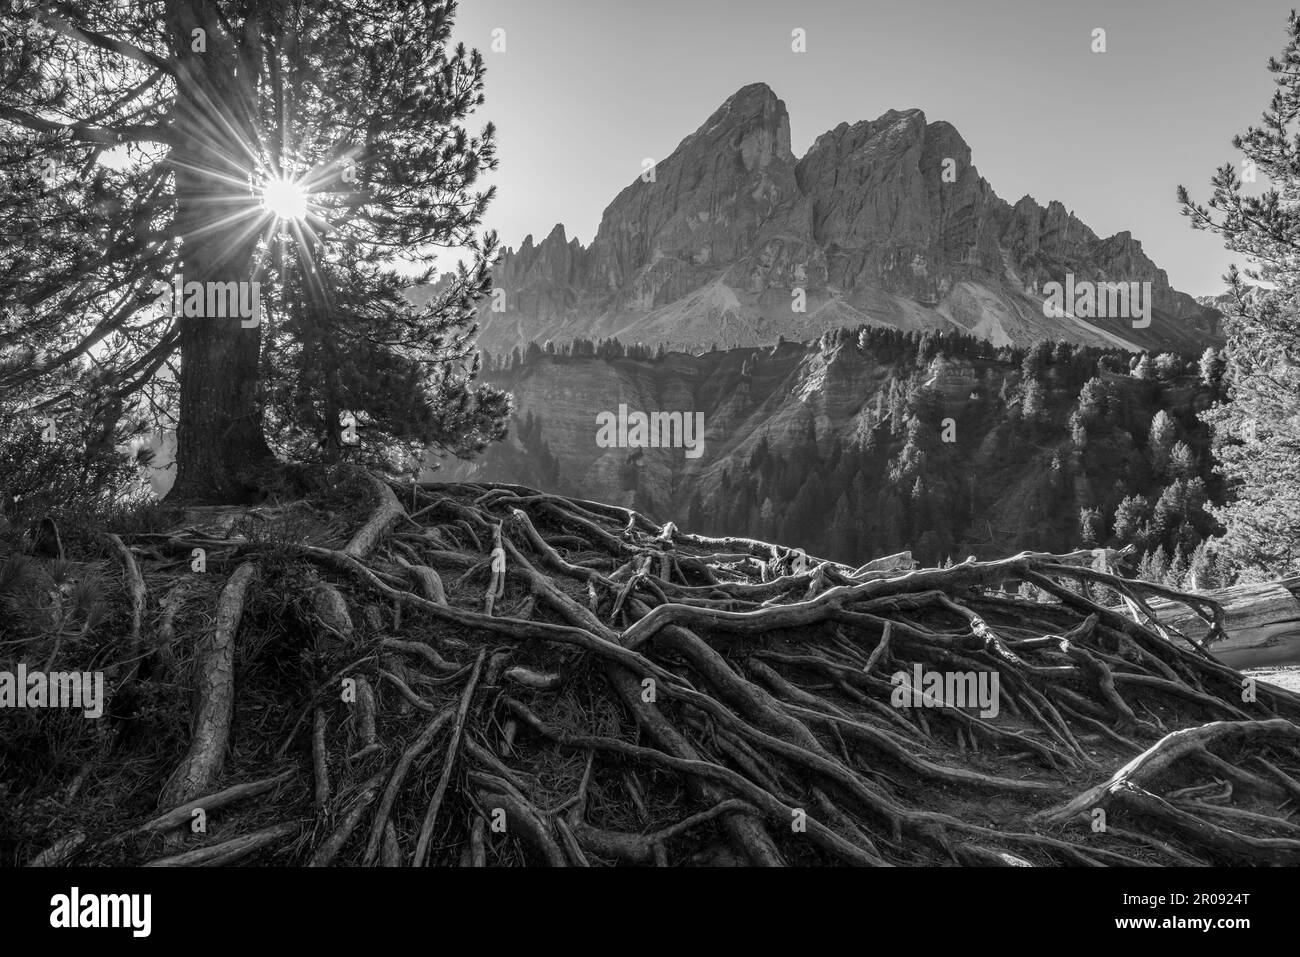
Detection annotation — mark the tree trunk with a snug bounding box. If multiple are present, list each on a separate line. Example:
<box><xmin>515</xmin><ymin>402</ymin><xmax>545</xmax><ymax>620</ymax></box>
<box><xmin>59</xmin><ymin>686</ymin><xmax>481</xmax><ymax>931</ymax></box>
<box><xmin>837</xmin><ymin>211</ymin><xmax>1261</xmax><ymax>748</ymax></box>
<box><xmin>165</xmin><ymin>0</ymin><xmax>273</xmax><ymax>504</ymax></box>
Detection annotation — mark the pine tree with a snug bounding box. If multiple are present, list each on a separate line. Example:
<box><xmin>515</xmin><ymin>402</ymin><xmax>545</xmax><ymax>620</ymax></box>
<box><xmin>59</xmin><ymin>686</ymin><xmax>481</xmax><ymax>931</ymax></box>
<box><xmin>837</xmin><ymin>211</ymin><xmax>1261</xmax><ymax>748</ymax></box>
<box><xmin>1076</xmin><ymin>377</ymin><xmax>1109</xmax><ymax>424</ymax></box>
<box><xmin>1168</xmin><ymin>441</ymin><xmax>1197</xmax><ymax>480</ymax></box>
<box><xmin>1137</xmin><ymin>546</ymin><xmax>1170</xmax><ymax>584</ymax></box>
<box><xmin>1188</xmin><ymin>539</ymin><xmax>1230</xmax><ymax>591</ymax></box>
<box><xmin>1179</xmin><ymin>10</ymin><xmax>1300</xmax><ymax>576</ymax></box>
<box><xmin>1153</xmin><ymin>353</ymin><xmax>1182</xmax><ymax>380</ymax></box>
<box><xmin>1079</xmin><ymin>506</ymin><xmax>1104</xmax><ymax>546</ymax></box>
<box><xmin>1167</xmin><ymin>544</ymin><xmax>1191</xmax><ymax>589</ymax></box>
<box><xmin>1021</xmin><ymin>341</ymin><xmax>1052</xmax><ymax>380</ymax></box>
<box><xmin>1069</xmin><ymin>409</ymin><xmax>1088</xmax><ymax>449</ymax></box>
<box><xmin>264</xmin><ymin>239</ymin><xmax>507</xmax><ymax>470</ymax></box>
<box><xmin>1020</xmin><ymin>376</ymin><xmax>1047</xmax><ymax>423</ymax></box>
<box><xmin>1148</xmin><ymin>410</ymin><xmax>1177</xmax><ymax>476</ymax></box>
<box><xmin>1112</xmin><ymin>494</ymin><xmax>1151</xmax><ymax>546</ymax></box>
<box><xmin>1132</xmin><ymin>354</ymin><xmax>1156</xmax><ymax>381</ymax></box>
<box><xmin>1198</xmin><ymin>347</ymin><xmax>1225</xmax><ymax>388</ymax></box>
<box><xmin>1153</xmin><ymin>481</ymin><xmax>1188</xmax><ymax>536</ymax></box>
<box><xmin>0</xmin><ymin>1</ymin><xmax>504</xmax><ymax>503</ymax></box>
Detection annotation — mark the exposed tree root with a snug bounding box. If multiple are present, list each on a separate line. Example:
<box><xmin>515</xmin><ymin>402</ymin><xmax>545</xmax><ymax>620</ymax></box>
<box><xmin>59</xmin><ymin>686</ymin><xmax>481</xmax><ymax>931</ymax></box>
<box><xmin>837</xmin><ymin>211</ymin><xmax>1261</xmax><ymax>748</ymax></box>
<box><xmin>412</xmin><ymin>648</ymin><xmax>485</xmax><ymax>866</ymax></box>
<box><xmin>1034</xmin><ymin>720</ymin><xmax>1300</xmax><ymax>826</ymax></box>
<box><xmin>103</xmin><ymin>532</ymin><xmax>147</xmax><ymax>680</ymax></box>
<box><xmin>157</xmin><ymin>561</ymin><xmax>259</xmax><ymax>810</ymax></box>
<box><xmin>344</xmin><ymin>473</ymin><xmax>405</xmax><ymax>559</ymax></box>
<box><xmin>143</xmin><ymin>822</ymin><xmax>300</xmax><ymax>867</ymax></box>
<box><xmin>16</xmin><ymin>478</ymin><xmax>1300</xmax><ymax>867</ymax></box>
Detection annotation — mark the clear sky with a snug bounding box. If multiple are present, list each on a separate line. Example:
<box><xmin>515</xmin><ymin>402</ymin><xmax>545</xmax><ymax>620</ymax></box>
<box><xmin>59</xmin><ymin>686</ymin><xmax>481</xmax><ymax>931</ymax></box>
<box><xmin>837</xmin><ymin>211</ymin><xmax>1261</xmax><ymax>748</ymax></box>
<box><xmin>446</xmin><ymin>0</ymin><xmax>1294</xmax><ymax>297</ymax></box>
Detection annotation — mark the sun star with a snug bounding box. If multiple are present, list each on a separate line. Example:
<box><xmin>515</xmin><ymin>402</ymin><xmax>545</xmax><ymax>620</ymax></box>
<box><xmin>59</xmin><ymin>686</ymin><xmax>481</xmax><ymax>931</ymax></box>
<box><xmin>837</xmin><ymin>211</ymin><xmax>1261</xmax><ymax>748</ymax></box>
<box><xmin>262</xmin><ymin>176</ymin><xmax>310</xmax><ymax>221</ymax></box>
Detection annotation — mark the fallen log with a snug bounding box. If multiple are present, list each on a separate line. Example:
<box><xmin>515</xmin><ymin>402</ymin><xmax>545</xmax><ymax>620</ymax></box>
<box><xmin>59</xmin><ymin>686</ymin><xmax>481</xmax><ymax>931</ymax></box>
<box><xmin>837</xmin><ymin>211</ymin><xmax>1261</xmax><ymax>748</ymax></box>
<box><xmin>1149</xmin><ymin>577</ymin><xmax>1300</xmax><ymax>668</ymax></box>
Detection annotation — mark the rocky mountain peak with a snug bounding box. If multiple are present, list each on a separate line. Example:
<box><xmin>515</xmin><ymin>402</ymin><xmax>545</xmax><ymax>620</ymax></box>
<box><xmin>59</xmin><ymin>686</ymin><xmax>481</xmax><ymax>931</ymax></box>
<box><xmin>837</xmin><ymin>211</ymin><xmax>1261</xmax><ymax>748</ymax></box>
<box><xmin>466</xmin><ymin>84</ymin><xmax>1221</xmax><ymax>355</ymax></box>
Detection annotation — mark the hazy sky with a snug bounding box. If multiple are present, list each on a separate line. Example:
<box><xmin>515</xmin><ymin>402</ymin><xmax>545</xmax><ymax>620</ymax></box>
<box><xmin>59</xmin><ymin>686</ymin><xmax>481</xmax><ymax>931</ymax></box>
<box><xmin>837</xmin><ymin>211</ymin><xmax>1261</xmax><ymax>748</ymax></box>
<box><xmin>446</xmin><ymin>0</ymin><xmax>1293</xmax><ymax>297</ymax></box>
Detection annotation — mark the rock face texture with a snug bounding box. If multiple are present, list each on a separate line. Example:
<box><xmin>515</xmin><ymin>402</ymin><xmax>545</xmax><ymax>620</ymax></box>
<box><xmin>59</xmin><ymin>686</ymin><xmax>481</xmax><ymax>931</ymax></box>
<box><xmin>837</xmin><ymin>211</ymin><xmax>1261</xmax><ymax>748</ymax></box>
<box><xmin>438</xmin><ymin>335</ymin><xmax>1212</xmax><ymax>563</ymax></box>
<box><xmin>446</xmin><ymin>340</ymin><xmax>957</xmax><ymax>518</ymax></box>
<box><xmin>456</xmin><ymin>83</ymin><xmax>1219</xmax><ymax>354</ymax></box>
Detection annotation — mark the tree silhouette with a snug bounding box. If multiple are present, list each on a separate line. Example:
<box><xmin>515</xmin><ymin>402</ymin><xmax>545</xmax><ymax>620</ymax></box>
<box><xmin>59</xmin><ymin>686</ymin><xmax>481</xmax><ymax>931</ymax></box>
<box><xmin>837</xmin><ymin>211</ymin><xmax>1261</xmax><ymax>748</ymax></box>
<box><xmin>1</xmin><ymin>1</ymin><xmax>505</xmax><ymax>503</ymax></box>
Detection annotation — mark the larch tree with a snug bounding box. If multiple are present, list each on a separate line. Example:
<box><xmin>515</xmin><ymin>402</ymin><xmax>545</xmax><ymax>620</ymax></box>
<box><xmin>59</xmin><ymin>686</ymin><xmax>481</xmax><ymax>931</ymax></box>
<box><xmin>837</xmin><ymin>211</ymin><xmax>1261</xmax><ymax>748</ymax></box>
<box><xmin>0</xmin><ymin>0</ymin><xmax>507</xmax><ymax>504</ymax></box>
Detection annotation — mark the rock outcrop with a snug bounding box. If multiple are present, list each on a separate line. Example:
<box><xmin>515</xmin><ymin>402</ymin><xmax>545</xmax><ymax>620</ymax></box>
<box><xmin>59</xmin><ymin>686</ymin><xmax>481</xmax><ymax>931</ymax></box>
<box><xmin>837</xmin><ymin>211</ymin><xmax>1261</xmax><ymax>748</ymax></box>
<box><xmin>439</xmin><ymin>333</ymin><xmax>1217</xmax><ymax>564</ymax></box>
<box><xmin>449</xmin><ymin>83</ymin><xmax>1219</xmax><ymax>354</ymax></box>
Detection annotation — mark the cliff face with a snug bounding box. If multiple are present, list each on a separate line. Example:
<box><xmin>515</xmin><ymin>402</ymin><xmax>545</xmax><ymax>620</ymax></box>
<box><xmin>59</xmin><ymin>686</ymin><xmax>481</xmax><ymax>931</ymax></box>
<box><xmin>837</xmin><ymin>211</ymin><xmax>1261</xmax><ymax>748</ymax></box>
<box><xmin>442</xmin><ymin>342</ymin><xmax>908</xmax><ymax>514</ymax></box>
<box><xmin>439</xmin><ymin>332</ymin><xmax>1223</xmax><ymax>566</ymax></box>
<box><xmin>457</xmin><ymin>83</ymin><xmax>1219</xmax><ymax>355</ymax></box>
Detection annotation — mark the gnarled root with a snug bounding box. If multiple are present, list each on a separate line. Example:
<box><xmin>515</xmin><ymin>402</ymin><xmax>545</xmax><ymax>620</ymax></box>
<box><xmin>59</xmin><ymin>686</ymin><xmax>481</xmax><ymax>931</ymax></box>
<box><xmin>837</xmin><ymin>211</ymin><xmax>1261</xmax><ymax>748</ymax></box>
<box><xmin>44</xmin><ymin>479</ymin><xmax>1300</xmax><ymax>867</ymax></box>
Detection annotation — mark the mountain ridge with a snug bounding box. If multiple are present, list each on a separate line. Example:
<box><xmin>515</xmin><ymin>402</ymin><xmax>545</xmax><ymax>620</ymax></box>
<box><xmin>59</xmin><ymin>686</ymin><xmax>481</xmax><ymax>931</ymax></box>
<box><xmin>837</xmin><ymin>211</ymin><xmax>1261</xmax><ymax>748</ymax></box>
<box><xmin>443</xmin><ymin>82</ymin><xmax>1219</xmax><ymax>355</ymax></box>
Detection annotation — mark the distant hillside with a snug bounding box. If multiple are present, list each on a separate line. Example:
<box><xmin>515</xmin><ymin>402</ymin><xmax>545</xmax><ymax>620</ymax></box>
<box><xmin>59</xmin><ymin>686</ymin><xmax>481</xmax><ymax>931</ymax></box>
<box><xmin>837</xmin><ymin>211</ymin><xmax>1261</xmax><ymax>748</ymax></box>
<box><xmin>440</xmin><ymin>329</ymin><xmax>1228</xmax><ymax>583</ymax></box>
<box><xmin>420</xmin><ymin>82</ymin><xmax>1221</xmax><ymax>355</ymax></box>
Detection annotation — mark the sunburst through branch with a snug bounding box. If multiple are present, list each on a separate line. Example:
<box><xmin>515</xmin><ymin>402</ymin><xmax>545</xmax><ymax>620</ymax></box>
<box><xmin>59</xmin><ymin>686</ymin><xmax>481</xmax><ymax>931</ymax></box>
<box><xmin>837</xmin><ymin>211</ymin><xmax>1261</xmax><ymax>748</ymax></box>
<box><xmin>260</xmin><ymin>176</ymin><xmax>311</xmax><ymax>222</ymax></box>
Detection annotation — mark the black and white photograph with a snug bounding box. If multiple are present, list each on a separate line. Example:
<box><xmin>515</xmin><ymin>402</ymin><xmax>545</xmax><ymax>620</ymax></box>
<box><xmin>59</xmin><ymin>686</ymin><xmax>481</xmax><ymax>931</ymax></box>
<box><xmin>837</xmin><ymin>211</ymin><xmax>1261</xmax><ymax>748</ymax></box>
<box><xmin>0</xmin><ymin>0</ymin><xmax>1297</xmax><ymax>939</ymax></box>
